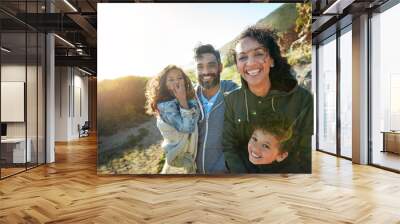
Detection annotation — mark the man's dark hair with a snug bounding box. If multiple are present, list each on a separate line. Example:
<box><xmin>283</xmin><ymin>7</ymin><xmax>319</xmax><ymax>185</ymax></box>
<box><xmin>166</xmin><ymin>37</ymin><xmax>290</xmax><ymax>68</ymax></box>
<box><xmin>232</xmin><ymin>26</ymin><xmax>293</xmax><ymax>91</ymax></box>
<box><xmin>194</xmin><ymin>44</ymin><xmax>221</xmax><ymax>64</ymax></box>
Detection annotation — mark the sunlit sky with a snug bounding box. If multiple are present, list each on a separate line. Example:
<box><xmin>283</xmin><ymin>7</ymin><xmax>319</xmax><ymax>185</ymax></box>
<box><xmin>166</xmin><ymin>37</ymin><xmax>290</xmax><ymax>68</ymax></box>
<box><xmin>98</xmin><ymin>3</ymin><xmax>282</xmax><ymax>80</ymax></box>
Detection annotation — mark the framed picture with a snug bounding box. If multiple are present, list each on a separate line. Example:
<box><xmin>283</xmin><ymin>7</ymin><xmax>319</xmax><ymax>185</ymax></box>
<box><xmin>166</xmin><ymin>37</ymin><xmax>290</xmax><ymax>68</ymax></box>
<box><xmin>97</xmin><ymin>2</ymin><xmax>312</xmax><ymax>174</ymax></box>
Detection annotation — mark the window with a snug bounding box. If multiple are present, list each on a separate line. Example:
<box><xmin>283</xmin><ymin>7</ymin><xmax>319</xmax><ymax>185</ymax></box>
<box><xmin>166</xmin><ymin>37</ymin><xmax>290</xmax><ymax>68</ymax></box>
<box><xmin>317</xmin><ymin>35</ymin><xmax>337</xmax><ymax>154</ymax></box>
<box><xmin>370</xmin><ymin>2</ymin><xmax>400</xmax><ymax>171</ymax></box>
<box><xmin>339</xmin><ymin>27</ymin><xmax>352</xmax><ymax>158</ymax></box>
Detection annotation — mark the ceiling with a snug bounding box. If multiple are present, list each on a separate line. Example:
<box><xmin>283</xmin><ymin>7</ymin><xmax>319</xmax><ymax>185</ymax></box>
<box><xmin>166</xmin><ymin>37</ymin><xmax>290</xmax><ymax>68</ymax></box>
<box><xmin>311</xmin><ymin>0</ymin><xmax>390</xmax><ymax>44</ymax></box>
<box><xmin>0</xmin><ymin>0</ymin><xmax>100</xmax><ymax>75</ymax></box>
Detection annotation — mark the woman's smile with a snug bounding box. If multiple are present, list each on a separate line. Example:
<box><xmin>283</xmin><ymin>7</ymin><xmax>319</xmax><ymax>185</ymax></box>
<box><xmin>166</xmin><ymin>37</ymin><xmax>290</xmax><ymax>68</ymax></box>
<box><xmin>246</xmin><ymin>69</ymin><xmax>261</xmax><ymax>77</ymax></box>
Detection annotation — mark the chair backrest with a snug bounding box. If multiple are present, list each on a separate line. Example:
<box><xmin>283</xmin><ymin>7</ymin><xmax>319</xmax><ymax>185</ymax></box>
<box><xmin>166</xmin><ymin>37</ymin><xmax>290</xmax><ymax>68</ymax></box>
<box><xmin>82</xmin><ymin>121</ymin><xmax>90</xmax><ymax>129</ymax></box>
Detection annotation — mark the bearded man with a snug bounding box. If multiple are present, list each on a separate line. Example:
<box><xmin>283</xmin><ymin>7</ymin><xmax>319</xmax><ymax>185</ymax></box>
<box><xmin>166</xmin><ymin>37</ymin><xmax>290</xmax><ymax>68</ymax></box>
<box><xmin>194</xmin><ymin>44</ymin><xmax>238</xmax><ymax>174</ymax></box>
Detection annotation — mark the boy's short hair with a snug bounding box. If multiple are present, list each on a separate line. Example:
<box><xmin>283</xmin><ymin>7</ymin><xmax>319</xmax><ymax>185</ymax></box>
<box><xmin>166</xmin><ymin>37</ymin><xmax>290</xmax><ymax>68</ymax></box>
<box><xmin>252</xmin><ymin>113</ymin><xmax>293</xmax><ymax>153</ymax></box>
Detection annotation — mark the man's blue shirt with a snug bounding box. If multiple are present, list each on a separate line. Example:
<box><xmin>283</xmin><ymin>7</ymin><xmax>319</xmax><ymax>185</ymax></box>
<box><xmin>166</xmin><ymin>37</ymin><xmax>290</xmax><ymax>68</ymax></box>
<box><xmin>199</xmin><ymin>88</ymin><xmax>221</xmax><ymax>118</ymax></box>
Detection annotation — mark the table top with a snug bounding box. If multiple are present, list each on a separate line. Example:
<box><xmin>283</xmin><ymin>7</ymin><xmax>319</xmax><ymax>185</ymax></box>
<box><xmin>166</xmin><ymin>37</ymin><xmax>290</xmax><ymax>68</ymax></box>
<box><xmin>381</xmin><ymin>131</ymin><xmax>400</xmax><ymax>134</ymax></box>
<box><xmin>1</xmin><ymin>138</ymin><xmax>29</xmax><ymax>143</ymax></box>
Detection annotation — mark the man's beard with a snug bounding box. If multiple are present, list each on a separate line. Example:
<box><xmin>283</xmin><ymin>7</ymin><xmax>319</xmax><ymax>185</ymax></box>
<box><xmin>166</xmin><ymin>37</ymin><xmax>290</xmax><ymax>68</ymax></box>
<box><xmin>198</xmin><ymin>73</ymin><xmax>220</xmax><ymax>89</ymax></box>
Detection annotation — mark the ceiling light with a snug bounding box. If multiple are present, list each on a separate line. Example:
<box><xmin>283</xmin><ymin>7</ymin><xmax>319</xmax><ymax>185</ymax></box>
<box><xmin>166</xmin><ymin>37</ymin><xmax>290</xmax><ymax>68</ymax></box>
<box><xmin>76</xmin><ymin>48</ymin><xmax>85</xmax><ymax>55</ymax></box>
<box><xmin>1</xmin><ymin>47</ymin><xmax>11</xmax><ymax>53</ymax></box>
<box><xmin>322</xmin><ymin>0</ymin><xmax>355</xmax><ymax>15</ymax></box>
<box><xmin>54</xmin><ymin>34</ymin><xmax>75</xmax><ymax>48</ymax></box>
<box><xmin>63</xmin><ymin>0</ymin><xmax>78</xmax><ymax>12</ymax></box>
<box><xmin>78</xmin><ymin>67</ymin><xmax>92</xmax><ymax>76</ymax></box>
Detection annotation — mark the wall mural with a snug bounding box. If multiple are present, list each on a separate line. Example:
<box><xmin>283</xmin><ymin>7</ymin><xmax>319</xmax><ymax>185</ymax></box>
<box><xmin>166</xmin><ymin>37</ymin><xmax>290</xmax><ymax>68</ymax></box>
<box><xmin>97</xmin><ymin>3</ymin><xmax>312</xmax><ymax>174</ymax></box>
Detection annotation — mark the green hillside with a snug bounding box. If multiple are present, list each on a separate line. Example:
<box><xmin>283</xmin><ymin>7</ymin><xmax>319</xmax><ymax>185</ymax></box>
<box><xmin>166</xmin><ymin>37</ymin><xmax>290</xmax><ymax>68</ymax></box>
<box><xmin>219</xmin><ymin>3</ymin><xmax>298</xmax><ymax>58</ymax></box>
<box><xmin>256</xmin><ymin>3</ymin><xmax>298</xmax><ymax>33</ymax></box>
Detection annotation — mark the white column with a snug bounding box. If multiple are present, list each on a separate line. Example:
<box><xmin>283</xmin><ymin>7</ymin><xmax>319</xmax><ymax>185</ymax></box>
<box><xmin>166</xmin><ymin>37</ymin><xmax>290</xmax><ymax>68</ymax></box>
<box><xmin>352</xmin><ymin>14</ymin><xmax>369</xmax><ymax>164</ymax></box>
<box><xmin>312</xmin><ymin>45</ymin><xmax>317</xmax><ymax>150</ymax></box>
<box><xmin>46</xmin><ymin>1</ymin><xmax>55</xmax><ymax>163</ymax></box>
<box><xmin>46</xmin><ymin>33</ymin><xmax>55</xmax><ymax>163</ymax></box>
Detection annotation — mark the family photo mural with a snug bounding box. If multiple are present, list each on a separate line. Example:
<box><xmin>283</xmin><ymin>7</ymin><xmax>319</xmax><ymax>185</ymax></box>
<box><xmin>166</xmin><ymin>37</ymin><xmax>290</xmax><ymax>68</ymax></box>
<box><xmin>97</xmin><ymin>3</ymin><xmax>312</xmax><ymax>174</ymax></box>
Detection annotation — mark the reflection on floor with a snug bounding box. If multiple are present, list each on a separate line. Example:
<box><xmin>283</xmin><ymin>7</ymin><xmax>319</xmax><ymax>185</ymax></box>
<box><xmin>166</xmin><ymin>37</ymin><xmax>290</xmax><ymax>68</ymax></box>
<box><xmin>0</xmin><ymin>163</ymin><xmax>42</xmax><ymax>179</ymax></box>
<box><xmin>0</xmin><ymin>167</ymin><xmax>25</xmax><ymax>177</ymax></box>
<box><xmin>373</xmin><ymin>150</ymin><xmax>400</xmax><ymax>171</ymax></box>
<box><xmin>340</xmin><ymin>147</ymin><xmax>352</xmax><ymax>159</ymax></box>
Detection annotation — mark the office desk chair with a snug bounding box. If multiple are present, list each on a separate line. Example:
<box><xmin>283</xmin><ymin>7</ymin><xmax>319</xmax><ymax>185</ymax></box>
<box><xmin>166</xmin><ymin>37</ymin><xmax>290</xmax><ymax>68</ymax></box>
<box><xmin>79</xmin><ymin>121</ymin><xmax>90</xmax><ymax>138</ymax></box>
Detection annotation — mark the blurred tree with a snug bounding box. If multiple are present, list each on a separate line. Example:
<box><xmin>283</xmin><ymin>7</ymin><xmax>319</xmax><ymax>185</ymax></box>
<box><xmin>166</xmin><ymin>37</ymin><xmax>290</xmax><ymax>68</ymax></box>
<box><xmin>295</xmin><ymin>2</ymin><xmax>312</xmax><ymax>42</ymax></box>
<box><xmin>287</xmin><ymin>2</ymin><xmax>312</xmax><ymax>65</ymax></box>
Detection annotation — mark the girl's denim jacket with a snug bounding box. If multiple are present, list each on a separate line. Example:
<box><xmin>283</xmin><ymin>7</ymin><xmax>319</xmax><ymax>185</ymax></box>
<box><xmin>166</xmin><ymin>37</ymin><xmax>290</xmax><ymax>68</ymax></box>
<box><xmin>157</xmin><ymin>99</ymin><xmax>199</xmax><ymax>133</ymax></box>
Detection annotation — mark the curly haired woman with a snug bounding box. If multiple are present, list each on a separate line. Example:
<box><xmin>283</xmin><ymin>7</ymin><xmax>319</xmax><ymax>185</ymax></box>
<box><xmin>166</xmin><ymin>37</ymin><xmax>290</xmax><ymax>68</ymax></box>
<box><xmin>223</xmin><ymin>27</ymin><xmax>313</xmax><ymax>173</ymax></box>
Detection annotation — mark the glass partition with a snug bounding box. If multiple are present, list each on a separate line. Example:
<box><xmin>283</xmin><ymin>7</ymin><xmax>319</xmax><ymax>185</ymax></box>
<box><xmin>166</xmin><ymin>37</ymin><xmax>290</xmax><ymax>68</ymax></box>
<box><xmin>0</xmin><ymin>1</ymin><xmax>46</xmax><ymax>179</ymax></box>
<box><xmin>317</xmin><ymin>35</ymin><xmax>337</xmax><ymax>155</ymax></box>
<box><xmin>1</xmin><ymin>31</ymin><xmax>27</xmax><ymax>178</ymax></box>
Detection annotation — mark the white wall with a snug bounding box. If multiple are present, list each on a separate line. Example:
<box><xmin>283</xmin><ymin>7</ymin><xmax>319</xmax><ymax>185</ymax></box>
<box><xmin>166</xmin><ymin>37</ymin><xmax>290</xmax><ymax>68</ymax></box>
<box><xmin>72</xmin><ymin>72</ymin><xmax>89</xmax><ymax>138</ymax></box>
<box><xmin>1</xmin><ymin>82</ymin><xmax>25</xmax><ymax>122</ymax></box>
<box><xmin>55</xmin><ymin>66</ymin><xmax>69</xmax><ymax>141</ymax></box>
<box><xmin>1</xmin><ymin>65</ymin><xmax>29</xmax><ymax>138</ymax></box>
<box><xmin>55</xmin><ymin>67</ymin><xmax>89</xmax><ymax>141</ymax></box>
<box><xmin>1</xmin><ymin>64</ymin><xmax>26</xmax><ymax>81</ymax></box>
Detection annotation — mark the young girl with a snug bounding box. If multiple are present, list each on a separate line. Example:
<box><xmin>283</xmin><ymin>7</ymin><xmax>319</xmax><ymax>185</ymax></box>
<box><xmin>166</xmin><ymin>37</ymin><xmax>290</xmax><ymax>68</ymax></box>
<box><xmin>145</xmin><ymin>65</ymin><xmax>199</xmax><ymax>174</ymax></box>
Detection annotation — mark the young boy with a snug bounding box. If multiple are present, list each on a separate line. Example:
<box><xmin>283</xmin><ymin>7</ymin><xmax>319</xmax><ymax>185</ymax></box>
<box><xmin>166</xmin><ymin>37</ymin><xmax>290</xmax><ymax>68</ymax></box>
<box><xmin>247</xmin><ymin>113</ymin><xmax>293</xmax><ymax>168</ymax></box>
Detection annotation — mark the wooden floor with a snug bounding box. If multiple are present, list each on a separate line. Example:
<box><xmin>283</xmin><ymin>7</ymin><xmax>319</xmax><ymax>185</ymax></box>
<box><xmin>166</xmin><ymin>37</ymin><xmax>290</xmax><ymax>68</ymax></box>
<box><xmin>1</xmin><ymin>167</ymin><xmax>26</xmax><ymax>178</ymax></box>
<box><xmin>1</xmin><ymin>135</ymin><xmax>400</xmax><ymax>223</ymax></box>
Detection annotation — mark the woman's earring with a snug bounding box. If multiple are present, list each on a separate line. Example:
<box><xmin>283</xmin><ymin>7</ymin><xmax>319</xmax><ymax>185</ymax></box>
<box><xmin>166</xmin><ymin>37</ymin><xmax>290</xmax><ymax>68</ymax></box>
<box><xmin>271</xmin><ymin>64</ymin><xmax>274</xmax><ymax>68</ymax></box>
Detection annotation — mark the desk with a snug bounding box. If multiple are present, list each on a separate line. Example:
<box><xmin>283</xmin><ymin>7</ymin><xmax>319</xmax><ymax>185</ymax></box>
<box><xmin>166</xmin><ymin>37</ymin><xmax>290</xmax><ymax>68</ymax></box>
<box><xmin>1</xmin><ymin>138</ymin><xmax>31</xmax><ymax>163</ymax></box>
<box><xmin>381</xmin><ymin>131</ymin><xmax>400</xmax><ymax>154</ymax></box>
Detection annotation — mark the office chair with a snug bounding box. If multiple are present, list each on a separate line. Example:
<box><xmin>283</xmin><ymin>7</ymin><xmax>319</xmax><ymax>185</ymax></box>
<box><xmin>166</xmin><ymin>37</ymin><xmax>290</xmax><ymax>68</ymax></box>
<box><xmin>79</xmin><ymin>121</ymin><xmax>90</xmax><ymax>138</ymax></box>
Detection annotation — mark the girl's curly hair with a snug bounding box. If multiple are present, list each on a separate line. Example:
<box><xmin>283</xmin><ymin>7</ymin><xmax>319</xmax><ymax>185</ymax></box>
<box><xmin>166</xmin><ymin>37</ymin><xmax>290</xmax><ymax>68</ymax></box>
<box><xmin>145</xmin><ymin>65</ymin><xmax>195</xmax><ymax>115</ymax></box>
